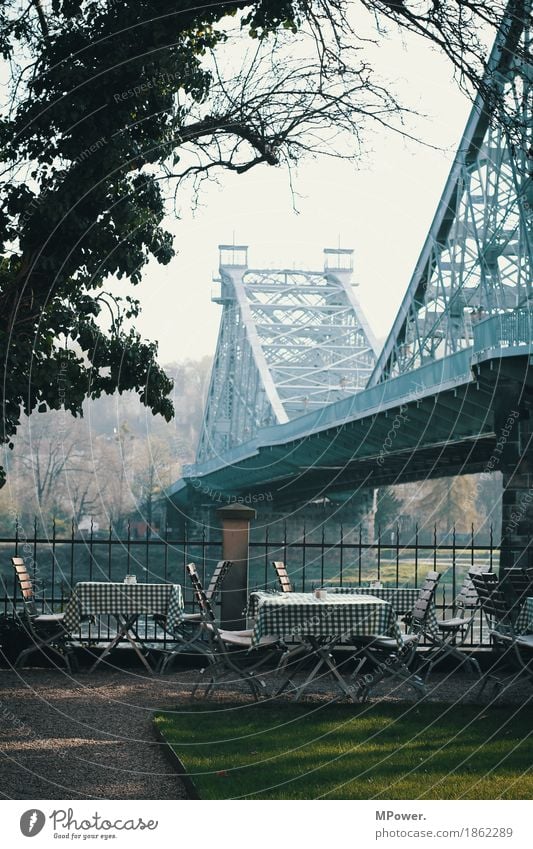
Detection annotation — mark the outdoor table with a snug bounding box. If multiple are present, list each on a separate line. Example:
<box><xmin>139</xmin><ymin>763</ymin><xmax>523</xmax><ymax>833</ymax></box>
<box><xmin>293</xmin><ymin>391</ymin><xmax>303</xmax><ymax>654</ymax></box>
<box><xmin>322</xmin><ymin>586</ymin><xmax>439</xmax><ymax>635</ymax></box>
<box><xmin>248</xmin><ymin>590</ymin><xmax>403</xmax><ymax>700</ymax></box>
<box><xmin>63</xmin><ymin>581</ymin><xmax>184</xmax><ymax>673</ymax></box>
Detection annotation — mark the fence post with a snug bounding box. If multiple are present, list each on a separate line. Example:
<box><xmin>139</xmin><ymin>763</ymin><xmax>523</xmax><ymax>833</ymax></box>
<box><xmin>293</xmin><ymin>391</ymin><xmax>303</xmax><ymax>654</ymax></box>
<box><xmin>217</xmin><ymin>504</ymin><xmax>256</xmax><ymax>629</ymax></box>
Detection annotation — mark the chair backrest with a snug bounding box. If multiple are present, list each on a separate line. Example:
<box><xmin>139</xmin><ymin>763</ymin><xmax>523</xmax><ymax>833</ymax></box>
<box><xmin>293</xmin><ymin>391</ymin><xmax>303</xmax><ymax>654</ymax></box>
<box><xmin>271</xmin><ymin>561</ymin><xmax>293</xmax><ymax>593</ymax></box>
<box><xmin>468</xmin><ymin>570</ymin><xmax>514</xmax><ymax>628</ymax></box>
<box><xmin>501</xmin><ymin>569</ymin><xmax>533</xmax><ymax>609</ymax></box>
<box><xmin>455</xmin><ymin>573</ymin><xmax>481</xmax><ymax>611</ymax></box>
<box><xmin>205</xmin><ymin>560</ymin><xmax>232</xmax><ymax>602</ymax></box>
<box><xmin>186</xmin><ymin>563</ymin><xmax>216</xmax><ymax>623</ymax></box>
<box><xmin>410</xmin><ymin>571</ymin><xmax>441</xmax><ymax>630</ymax></box>
<box><xmin>12</xmin><ymin>556</ymin><xmax>38</xmax><ymax>617</ymax></box>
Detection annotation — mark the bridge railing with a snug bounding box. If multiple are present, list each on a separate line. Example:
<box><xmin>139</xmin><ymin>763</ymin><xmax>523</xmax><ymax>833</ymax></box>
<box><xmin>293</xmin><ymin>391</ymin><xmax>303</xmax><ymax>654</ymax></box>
<box><xmin>473</xmin><ymin>310</ymin><xmax>533</xmax><ymax>354</ymax></box>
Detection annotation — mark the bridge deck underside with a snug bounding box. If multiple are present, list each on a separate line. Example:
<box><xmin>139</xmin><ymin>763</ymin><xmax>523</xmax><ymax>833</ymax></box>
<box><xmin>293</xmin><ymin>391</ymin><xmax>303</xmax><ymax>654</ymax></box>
<box><xmin>174</xmin><ymin>351</ymin><xmax>532</xmax><ymax>507</ymax></box>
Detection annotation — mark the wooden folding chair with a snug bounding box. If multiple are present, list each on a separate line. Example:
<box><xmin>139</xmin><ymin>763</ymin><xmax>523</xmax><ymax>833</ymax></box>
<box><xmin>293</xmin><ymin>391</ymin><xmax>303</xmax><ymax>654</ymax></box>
<box><xmin>350</xmin><ymin>571</ymin><xmax>442</xmax><ymax>701</ymax></box>
<box><xmin>187</xmin><ymin>563</ymin><xmax>280</xmax><ymax>700</ymax></box>
<box><xmin>10</xmin><ymin>556</ymin><xmax>75</xmax><ymax>671</ymax></box>
<box><xmin>419</xmin><ymin>572</ymin><xmax>481</xmax><ymax>680</ymax></box>
<box><xmin>158</xmin><ymin>560</ymin><xmax>233</xmax><ymax>672</ymax></box>
<box><xmin>501</xmin><ymin>568</ymin><xmax>533</xmax><ymax>615</ymax></box>
<box><xmin>469</xmin><ymin>570</ymin><xmax>533</xmax><ymax>694</ymax></box>
<box><xmin>271</xmin><ymin>561</ymin><xmax>293</xmax><ymax>593</ymax></box>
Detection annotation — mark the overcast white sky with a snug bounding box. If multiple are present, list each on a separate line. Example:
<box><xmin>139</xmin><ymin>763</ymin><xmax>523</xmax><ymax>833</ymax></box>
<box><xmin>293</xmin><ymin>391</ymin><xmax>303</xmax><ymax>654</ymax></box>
<box><xmin>131</xmin><ymin>23</ymin><xmax>474</xmax><ymax>366</ymax></box>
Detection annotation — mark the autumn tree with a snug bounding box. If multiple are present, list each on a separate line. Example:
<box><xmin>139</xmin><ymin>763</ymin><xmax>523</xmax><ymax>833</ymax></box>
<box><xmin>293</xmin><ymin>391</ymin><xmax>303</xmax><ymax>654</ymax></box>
<box><xmin>400</xmin><ymin>475</ymin><xmax>482</xmax><ymax>535</ymax></box>
<box><xmin>0</xmin><ymin>0</ymin><xmax>518</xmax><ymax>487</ymax></box>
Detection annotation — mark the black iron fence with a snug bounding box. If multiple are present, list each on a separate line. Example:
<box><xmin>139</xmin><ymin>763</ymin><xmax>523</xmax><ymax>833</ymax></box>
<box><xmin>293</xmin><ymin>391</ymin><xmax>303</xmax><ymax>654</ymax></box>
<box><xmin>0</xmin><ymin>520</ymin><xmax>502</xmax><ymax>647</ymax></box>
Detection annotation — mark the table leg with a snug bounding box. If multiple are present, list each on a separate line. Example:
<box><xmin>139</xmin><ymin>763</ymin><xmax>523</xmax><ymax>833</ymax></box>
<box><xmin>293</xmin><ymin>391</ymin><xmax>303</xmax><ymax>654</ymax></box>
<box><xmin>294</xmin><ymin>638</ymin><xmax>359</xmax><ymax>702</ymax></box>
<box><xmin>88</xmin><ymin>617</ymin><xmax>126</xmax><ymax>672</ymax></box>
<box><xmin>276</xmin><ymin>637</ymin><xmax>359</xmax><ymax>702</ymax></box>
<box><xmin>89</xmin><ymin>615</ymin><xmax>154</xmax><ymax>674</ymax></box>
<box><xmin>118</xmin><ymin>615</ymin><xmax>155</xmax><ymax>674</ymax></box>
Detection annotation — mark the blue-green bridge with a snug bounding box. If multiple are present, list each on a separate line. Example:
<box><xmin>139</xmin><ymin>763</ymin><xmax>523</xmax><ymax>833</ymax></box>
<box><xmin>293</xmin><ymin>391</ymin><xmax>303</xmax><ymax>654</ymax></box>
<box><xmin>168</xmin><ymin>1</ymin><xmax>533</xmax><ymax>573</ymax></box>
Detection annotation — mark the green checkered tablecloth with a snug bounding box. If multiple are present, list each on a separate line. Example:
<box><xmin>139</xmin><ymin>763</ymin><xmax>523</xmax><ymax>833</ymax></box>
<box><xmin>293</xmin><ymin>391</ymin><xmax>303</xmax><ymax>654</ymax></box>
<box><xmin>248</xmin><ymin>591</ymin><xmax>402</xmax><ymax>648</ymax></box>
<box><xmin>322</xmin><ymin>586</ymin><xmax>439</xmax><ymax>634</ymax></box>
<box><xmin>515</xmin><ymin>597</ymin><xmax>533</xmax><ymax>634</ymax></box>
<box><xmin>63</xmin><ymin>582</ymin><xmax>184</xmax><ymax>632</ymax></box>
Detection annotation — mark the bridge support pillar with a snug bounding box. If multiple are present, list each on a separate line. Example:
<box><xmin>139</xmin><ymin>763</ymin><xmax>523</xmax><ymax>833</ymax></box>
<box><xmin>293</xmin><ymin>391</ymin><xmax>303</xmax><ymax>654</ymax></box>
<box><xmin>500</xmin><ymin>412</ymin><xmax>533</xmax><ymax>575</ymax></box>
<box><xmin>217</xmin><ymin>503</ymin><xmax>256</xmax><ymax>629</ymax></box>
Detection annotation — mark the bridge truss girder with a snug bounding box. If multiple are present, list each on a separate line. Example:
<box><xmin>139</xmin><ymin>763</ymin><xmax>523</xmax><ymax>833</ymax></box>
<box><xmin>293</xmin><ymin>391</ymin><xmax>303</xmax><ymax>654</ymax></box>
<box><xmin>369</xmin><ymin>0</ymin><xmax>533</xmax><ymax>386</ymax></box>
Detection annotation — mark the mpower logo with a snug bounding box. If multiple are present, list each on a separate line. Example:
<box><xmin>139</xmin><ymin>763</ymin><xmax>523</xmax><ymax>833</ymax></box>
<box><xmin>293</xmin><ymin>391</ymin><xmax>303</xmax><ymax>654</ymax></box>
<box><xmin>20</xmin><ymin>810</ymin><xmax>46</xmax><ymax>837</ymax></box>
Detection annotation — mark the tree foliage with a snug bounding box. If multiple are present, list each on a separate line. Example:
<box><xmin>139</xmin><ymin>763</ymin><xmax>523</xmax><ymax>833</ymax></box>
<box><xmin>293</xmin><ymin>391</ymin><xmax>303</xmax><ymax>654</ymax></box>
<box><xmin>0</xmin><ymin>0</ymin><xmax>513</xmax><ymax>487</ymax></box>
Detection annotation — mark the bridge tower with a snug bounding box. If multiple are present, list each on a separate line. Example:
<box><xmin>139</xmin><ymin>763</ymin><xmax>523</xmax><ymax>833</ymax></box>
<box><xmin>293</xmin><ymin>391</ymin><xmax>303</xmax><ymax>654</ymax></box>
<box><xmin>196</xmin><ymin>245</ymin><xmax>378</xmax><ymax>467</ymax></box>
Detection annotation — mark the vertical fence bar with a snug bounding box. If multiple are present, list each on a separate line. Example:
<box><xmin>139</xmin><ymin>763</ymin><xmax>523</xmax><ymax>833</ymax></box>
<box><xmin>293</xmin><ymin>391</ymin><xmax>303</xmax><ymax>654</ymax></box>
<box><xmin>358</xmin><ymin>525</ymin><xmax>362</xmax><ymax>584</ymax></box>
<box><xmin>339</xmin><ymin>522</ymin><xmax>344</xmax><ymax>586</ymax></box>
<box><xmin>263</xmin><ymin>525</ymin><xmax>269</xmax><ymax>590</ymax></box>
<box><xmin>51</xmin><ymin>518</ymin><xmax>57</xmax><ymax>611</ymax></box>
<box><xmin>145</xmin><ymin>524</ymin><xmax>150</xmax><ymax>581</ymax></box>
<box><xmin>14</xmin><ymin>515</ymin><xmax>19</xmax><ymax>556</ymax></box>
<box><xmin>201</xmin><ymin>526</ymin><xmax>207</xmax><ymax>588</ymax></box>
<box><xmin>320</xmin><ymin>525</ymin><xmax>325</xmax><ymax>587</ymax></box>
<box><xmin>70</xmin><ymin>520</ymin><xmax>76</xmax><ymax>590</ymax></box>
<box><xmin>433</xmin><ymin>524</ymin><xmax>437</xmax><ymax>572</ymax></box>
<box><xmin>414</xmin><ymin>524</ymin><xmax>419</xmax><ymax>586</ymax></box>
<box><xmin>126</xmin><ymin>520</ymin><xmax>131</xmax><ymax>577</ymax></box>
<box><xmin>183</xmin><ymin>524</ymin><xmax>188</xmax><ymax>604</ymax></box>
<box><xmin>12</xmin><ymin>517</ymin><xmax>20</xmax><ymax>608</ymax></box>
<box><xmin>283</xmin><ymin>521</ymin><xmax>288</xmax><ymax>585</ymax></box>
<box><xmin>489</xmin><ymin>524</ymin><xmax>494</xmax><ymax>572</ymax></box>
<box><xmin>395</xmin><ymin>524</ymin><xmax>400</xmax><ymax>586</ymax></box>
<box><xmin>163</xmin><ymin>521</ymin><xmax>169</xmax><ymax>584</ymax></box>
<box><xmin>107</xmin><ymin>523</ymin><xmax>112</xmax><ymax>581</ymax></box>
<box><xmin>143</xmin><ymin>525</ymin><xmax>149</xmax><ymax>640</ymax></box>
<box><xmin>301</xmin><ymin>522</ymin><xmax>307</xmax><ymax>591</ymax></box>
<box><xmin>377</xmin><ymin>525</ymin><xmax>381</xmax><ymax>581</ymax></box>
<box><xmin>452</xmin><ymin>524</ymin><xmax>457</xmax><ymax>608</ymax></box>
<box><xmin>32</xmin><ymin>516</ymin><xmax>38</xmax><ymax>593</ymax></box>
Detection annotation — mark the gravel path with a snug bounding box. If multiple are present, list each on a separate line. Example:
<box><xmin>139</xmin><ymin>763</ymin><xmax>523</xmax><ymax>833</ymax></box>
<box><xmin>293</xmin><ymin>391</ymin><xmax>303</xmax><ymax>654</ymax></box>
<box><xmin>0</xmin><ymin>663</ymin><xmax>531</xmax><ymax>800</ymax></box>
<box><xmin>0</xmin><ymin>667</ymin><xmax>200</xmax><ymax>800</ymax></box>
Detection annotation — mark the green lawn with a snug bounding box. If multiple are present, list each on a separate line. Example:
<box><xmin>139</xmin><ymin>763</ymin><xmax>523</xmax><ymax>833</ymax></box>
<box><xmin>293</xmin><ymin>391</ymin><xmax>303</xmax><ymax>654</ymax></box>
<box><xmin>154</xmin><ymin>700</ymin><xmax>533</xmax><ymax>800</ymax></box>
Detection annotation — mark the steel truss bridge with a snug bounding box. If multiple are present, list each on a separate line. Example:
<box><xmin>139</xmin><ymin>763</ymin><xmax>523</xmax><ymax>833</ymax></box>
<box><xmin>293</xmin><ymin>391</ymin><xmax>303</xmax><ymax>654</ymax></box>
<box><xmin>169</xmin><ymin>0</ymin><xmax>532</xmax><ymax>516</ymax></box>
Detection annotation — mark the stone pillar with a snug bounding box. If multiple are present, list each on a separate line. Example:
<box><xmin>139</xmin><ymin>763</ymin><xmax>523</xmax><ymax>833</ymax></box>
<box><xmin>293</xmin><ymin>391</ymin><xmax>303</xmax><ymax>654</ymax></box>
<box><xmin>217</xmin><ymin>503</ymin><xmax>256</xmax><ymax>629</ymax></box>
<box><xmin>499</xmin><ymin>411</ymin><xmax>533</xmax><ymax>575</ymax></box>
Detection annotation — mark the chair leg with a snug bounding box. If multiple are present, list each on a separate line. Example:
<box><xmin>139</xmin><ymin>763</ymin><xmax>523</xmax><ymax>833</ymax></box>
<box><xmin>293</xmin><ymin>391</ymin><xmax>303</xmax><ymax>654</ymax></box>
<box><xmin>356</xmin><ymin>648</ymin><xmax>426</xmax><ymax>702</ymax></box>
<box><xmin>424</xmin><ymin>647</ymin><xmax>482</xmax><ymax>682</ymax></box>
<box><xmin>159</xmin><ymin>642</ymin><xmax>215</xmax><ymax>674</ymax></box>
<box><xmin>476</xmin><ymin>640</ymin><xmax>533</xmax><ymax>696</ymax></box>
<box><xmin>190</xmin><ymin>656</ymin><xmax>267</xmax><ymax>701</ymax></box>
<box><xmin>15</xmin><ymin>638</ymin><xmax>72</xmax><ymax>672</ymax></box>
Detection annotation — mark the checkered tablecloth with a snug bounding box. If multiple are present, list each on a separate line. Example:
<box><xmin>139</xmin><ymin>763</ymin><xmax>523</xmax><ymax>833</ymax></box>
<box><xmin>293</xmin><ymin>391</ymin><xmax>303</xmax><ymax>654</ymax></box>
<box><xmin>322</xmin><ymin>586</ymin><xmax>439</xmax><ymax>634</ymax></box>
<box><xmin>248</xmin><ymin>591</ymin><xmax>402</xmax><ymax>648</ymax></box>
<box><xmin>515</xmin><ymin>597</ymin><xmax>533</xmax><ymax>634</ymax></box>
<box><xmin>63</xmin><ymin>582</ymin><xmax>183</xmax><ymax>632</ymax></box>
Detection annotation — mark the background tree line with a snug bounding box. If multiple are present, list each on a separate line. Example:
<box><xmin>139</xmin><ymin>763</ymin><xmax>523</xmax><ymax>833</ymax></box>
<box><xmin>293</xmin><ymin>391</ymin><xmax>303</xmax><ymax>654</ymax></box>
<box><xmin>0</xmin><ymin>357</ymin><xmax>210</xmax><ymax>535</ymax></box>
<box><xmin>0</xmin><ymin>348</ymin><xmax>502</xmax><ymax>542</ymax></box>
